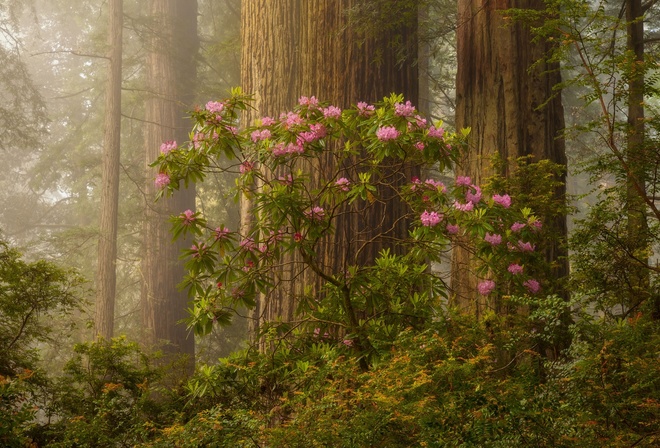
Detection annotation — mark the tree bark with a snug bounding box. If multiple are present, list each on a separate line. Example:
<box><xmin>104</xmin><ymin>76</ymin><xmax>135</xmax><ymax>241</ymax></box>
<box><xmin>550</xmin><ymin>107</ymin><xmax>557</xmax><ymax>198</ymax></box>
<box><xmin>95</xmin><ymin>0</ymin><xmax>122</xmax><ymax>340</ymax></box>
<box><xmin>241</xmin><ymin>0</ymin><xmax>419</xmax><ymax>343</ymax></box>
<box><xmin>141</xmin><ymin>0</ymin><xmax>198</xmax><ymax>368</ymax></box>
<box><xmin>452</xmin><ymin>0</ymin><xmax>567</xmax><ymax>315</ymax></box>
<box><xmin>625</xmin><ymin>0</ymin><xmax>652</xmax><ymax>316</ymax></box>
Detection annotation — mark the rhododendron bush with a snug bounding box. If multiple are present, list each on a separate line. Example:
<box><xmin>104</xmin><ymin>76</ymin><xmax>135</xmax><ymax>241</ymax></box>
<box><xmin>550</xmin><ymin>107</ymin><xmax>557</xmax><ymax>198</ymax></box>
<box><xmin>152</xmin><ymin>89</ymin><xmax>550</xmax><ymax>360</ymax></box>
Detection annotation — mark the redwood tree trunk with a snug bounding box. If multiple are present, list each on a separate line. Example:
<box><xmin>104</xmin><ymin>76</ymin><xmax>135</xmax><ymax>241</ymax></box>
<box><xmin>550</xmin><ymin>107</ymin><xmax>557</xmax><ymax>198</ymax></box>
<box><xmin>452</xmin><ymin>0</ymin><xmax>567</xmax><ymax>315</ymax></box>
<box><xmin>142</xmin><ymin>0</ymin><xmax>198</xmax><ymax>367</ymax></box>
<box><xmin>95</xmin><ymin>0</ymin><xmax>122</xmax><ymax>340</ymax></box>
<box><xmin>241</xmin><ymin>0</ymin><xmax>419</xmax><ymax>341</ymax></box>
<box><xmin>625</xmin><ymin>0</ymin><xmax>650</xmax><ymax>315</ymax></box>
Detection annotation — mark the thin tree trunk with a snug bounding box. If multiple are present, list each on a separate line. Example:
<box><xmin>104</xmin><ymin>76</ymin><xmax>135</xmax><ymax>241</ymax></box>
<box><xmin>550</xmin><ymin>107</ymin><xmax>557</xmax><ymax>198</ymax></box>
<box><xmin>452</xmin><ymin>0</ymin><xmax>567</xmax><ymax>315</ymax></box>
<box><xmin>95</xmin><ymin>0</ymin><xmax>122</xmax><ymax>340</ymax></box>
<box><xmin>141</xmin><ymin>0</ymin><xmax>198</xmax><ymax>370</ymax></box>
<box><xmin>625</xmin><ymin>0</ymin><xmax>651</xmax><ymax>315</ymax></box>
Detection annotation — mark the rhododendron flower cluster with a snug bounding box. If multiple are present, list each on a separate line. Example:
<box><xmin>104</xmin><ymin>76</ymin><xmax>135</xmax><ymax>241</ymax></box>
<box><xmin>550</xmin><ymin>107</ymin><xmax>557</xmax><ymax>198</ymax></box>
<box><xmin>205</xmin><ymin>101</ymin><xmax>224</xmax><ymax>114</ymax></box>
<box><xmin>155</xmin><ymin>172</ymin><xmax>170</xmax><ymax>189</ymax></box>
<box><xmin>455</xmin><ymin>176</ymin><xmax>471</xmax><ymax>186</ymax></box>
<box><xmin>305</xmin><ymin>206</ymin><xmax>325</xmax><ymax>221</ymax></box>
<box><xmin>427</xmin><ymin>126</ymin><xmax>444</xmax><ymax>139</ymax></box>
<box><xmin>356</xmin><ymin>101</ymin><xmax>375</xmax><ymax>116</ymax></box>
<box><xmin>492</xmin><ymin>194</ymin><xmax>512</xmax><ymax>208</ymax></box>
<box><xmin>160</xmin><ymin>140</ymin><xmax>177</xmax><ymax>154</ymax></box>
<box><xmin>251</xmin><ymin>129</ymin><xmax>271</xmax><ymax>142</ymax></box>
<box><xmin>465</xmin><ymin>185</ymin><xmax>482</xmax><ymax>204</ymax></box>
<box><xmin>181</xmin><ymin>209</ymin><xmax>195</xmax><ymax>225</ymax></box>
<box><xmin>508</xmin><ymin>263</ymin><xmax>524</xmax><ymax>275</ymax></box>
<box><xmin>335</xmin><ymin>177</ymin><xmax>351</xmax><ymax>192</ymax></box>
<box><xmin>375</xmin><ymin>126</ymin><xmax>400</xmax><ymax>141</ymax></box>
<box><xmin>394</xmin><ymin>100</ymin><xmax>416</xmax><ymax>117</ymax></box>
<box><xmin>420</xmin><ymin>210</ymin><xmax>442</xmax><ymax>227</ymax></box>
<box><xmin>484</xmin><ymin>233</ymin><xmax>502</xmax><ymax>245</ymax></box>
<box><xmin>453</xmin><ymin>201</ymin><xmax>474</xmax><ymax>212</ymax></box>
<box><xmin>298</xmin><ymin>96</ymin><xmax>319</xmax><ymax>108</ymax></box>
<box><xmin>523</xmin><ymin>279</ymin><xmax>541</xmax><ymax>293</ymax></box>
<box><xmin>322</xmin><ymin>105</ymin><xmax>341</xmax><ymax>119</ymax></box>
<box><xmin>478</xmin><ymin>280</ymin><xmax>496</xmax><ymax>296</ymax></box>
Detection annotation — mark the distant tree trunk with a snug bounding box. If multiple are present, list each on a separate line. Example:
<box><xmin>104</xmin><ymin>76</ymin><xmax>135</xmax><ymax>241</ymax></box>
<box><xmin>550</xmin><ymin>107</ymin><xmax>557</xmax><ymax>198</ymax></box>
<box><xmin>241</xmin><ymin>0</ymin><xmax>419</xmax><ymax>342</ymax></box>
<box><xmin>95</xmin><ymin>0</ymin><xmax>122</xmax><ymax>340</ymax></box>
<box><xmin>452</xmin><ymin>0</ymin><xmax>567</xmax><ymax>315</ymax></box>
<box><xmin>142</xmin><ymin>0</ymin><xmax>198</xmax><ymax>368</ymax></box>
<box><xmin>624</xmin><ymin>0</ymin><xmax>650</xmax><ymax>316</ymax></box>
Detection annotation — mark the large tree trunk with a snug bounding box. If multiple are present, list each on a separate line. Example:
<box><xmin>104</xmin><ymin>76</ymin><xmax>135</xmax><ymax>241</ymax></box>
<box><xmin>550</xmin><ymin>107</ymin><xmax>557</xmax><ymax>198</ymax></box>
<box><xmin>141</xmin><ymin>0</ymin><xmax>198</xmax><ymax>368</ymax></box>
<box><xmin>452</xmin><ymin>0</ymin><xmax>567</xmax><ymax>315</ymax></box>
<box><xmin>240</xmin><ymin>0</ymin><xmax>302</xmax><ymax>338</ymax></box>
<box><xmin>241</xmin><ymin>0</ymin><xmax>418</xmax><ymax>342</ymax></box>
<box><xmin>95</xmin><ymin>0</ymin><xmax>122</xmax><ymax>340</ymax></box>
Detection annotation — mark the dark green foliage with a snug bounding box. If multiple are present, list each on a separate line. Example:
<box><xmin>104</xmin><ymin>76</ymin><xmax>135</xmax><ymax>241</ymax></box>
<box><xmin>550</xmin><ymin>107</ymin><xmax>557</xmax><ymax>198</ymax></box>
<box><xmin>37</xmin><ymin>337</ymin><xmax>185</xmax><ymax>447</ymax></box>
<box><xmin>0</xmin><ymin>238</ymin><xmax>83</xmax><ymax>447</ymax></box>
<box><xmin>142</xmin><ymin>307</ymin><xmax>658</xmax><ymax>447</ymax></box>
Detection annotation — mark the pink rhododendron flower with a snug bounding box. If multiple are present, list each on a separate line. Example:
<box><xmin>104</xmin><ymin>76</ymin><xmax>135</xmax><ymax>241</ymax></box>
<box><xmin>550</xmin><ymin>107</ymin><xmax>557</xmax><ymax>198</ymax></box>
<box><xmin>357</xmin><ymin>101</ymin><xmax>375</xmax><ymax>116</ymax></box>
<box><xmin>446</xmin><ymin>224</ymin><xmax>460</xmax><ymax>234</ymax></box>
<box><xmin>205</xmin><ymin>101</ymin><xmax>224</xmax><ymax>113</ymax></box>
<box><xmin>298</xmin><ymin>96</ymin><xmax>319</xmax><ymax>108</ymax></box>
<box><xmin>466</xmin><ymin>185</ymin><xmax>482</xmax><ymax>204</ymax></box>
<box><xmin>239</xmin><ymin>237</ymin><xmax>256</xmax><ymax>252</ymax></box>
<box><xmin>305</xmin><ymin>206</ymin><xmax>325</xmax><ymax>221</ymax></box>
<box><xmin>335</xmin><ymin>177</ymin><xmax>351</xmax><ymax>192</ymax></box>
<box><xmin>484</xmin><ymin>232</ymin><xmax>502</xmax><ymax>245</ymax></box>
<box><xmin>492</xmin><ymin>194</ymin><xmax>512</xmax><ymax>208</ymax></box>
<box><xmin>414</xmin><ymin>115</ymin><xmax>428</xmax><ymax>128</ymax></box>
<box><xmin>281</xmin><ymin>111</ymin><xmax>304</xmax><ymax>128</ymax></box>
<box><xmin>181</xmin><ymin>209</ymin><xmax>195</xmax><ymax>225</ymax></box>
<box><xmin>310</xmin><ymin>123</ymin><xmax>327</xmax><ymax>138</ymax></box>
<box><xmin>478</xmin><ymin>280</ymin><xmax>496</xmax><ymax>296</ymax></box>
<box><xmin>214</xmin><ymin>227</ymin><xmax>230</xmax><ymax>240</ymax></box>
<box><xmin>343</xmin><ymin>339</ymin><xmax>354</xmax><ymax>347</ymax></box>
<box><xmin>420</xmin><ymin>210</ymin><xmax>442</xmax><ymax>227</ymax></box>
<box><xmin>511</xmin><ymin>222</ymin><xmax>526</xmax><ymax>232</ymax></box>
<box><xmin>414</xmin><ymin>142</ymin><xmax>425</xmax><ymax>151</ymax></box>
<box><xmin>155</xmin><ymin>173</ymin><xmax>170</xmax><ymax>189</ymax></box>
<box><xmin>427</xmin><ymin>125</ymin><xmax>444</xmax><ymax>139</ymax></box>
<box><xmin>517</xmin><ymin>240</ymin><xmax>535</xmax><ymax>252</ymax></box>
<box><xmin>453</xmin><ymin>200</ymin><xmax>474</xmax><ymax>212</ymax></box>
<box><xmin>376</xmin><ymin>126</ymin><xmax>400</xmax><ymax>141</ymax></box>
<box><xmin>523</xmin><ymin>279</ymin><xmax>541</xmax><ymax>294</ymax></box>
<box><xmin>293</xmin><ymin>232</ymin><xmax>303</xmax><ymax>242</ymax></box>
<box><xmin>272</xmin><ymin>142</ymin><xmax>304</xmax><ymax>157</ymax></box>
<box><xmin>226</xmin><ymin>125</ymin><xmax>238</xmax><ymax>135</ymax></box>
<box><xmin>531</xmin><ymin>219</ymin><xmax>542</xmax><ymax>231</ymax></box>
<box><xmin>240</xmin><ymin>161</ymin><xmax>254</xmax><ymax>174</ymax></box>
<box><xmin>322</xmin><ymin>105</ymin><xmax>341</xmax><ymax>119</ymax></box>
<box><xmin>160</xmin><ymin>140</ymin><xmax>177</xmax><ymax>154</ymax></box>
<box><xmin>508</xmin><ymin>263</ymin><xmax>524</xmax><ymax>275</ymax></box>
<box><xmin>424</xmin><ymin>179</ymin><xmax>446</xmax><ymax>193</ymax></box>
<box><xmin>261</xmin><ymin>116</ymin><xmax>276</xmax><ymax>126</ymax></box>
<box><xmin>190</xmin><ymin>243</ymin><xmax>206</xmax><ymax>258</ymax></box>
<box><xmin>394</xmin><ymin>100</ymin><xmax>416</xmax><ymax>117</ymax></box>
<box><xmin>297</xmin><ymin>131</ymin><xmax>318</xmax><ymax>145</ymax></box>
<box><xmin>455</xmin><ymin>176</ymin><xmax>472</xmax><ymax>186</ymax></box>
<box><xmin>251</xmin><ymin>129</ymin><xmax>271</xmax><ymax>142</ymax></box>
